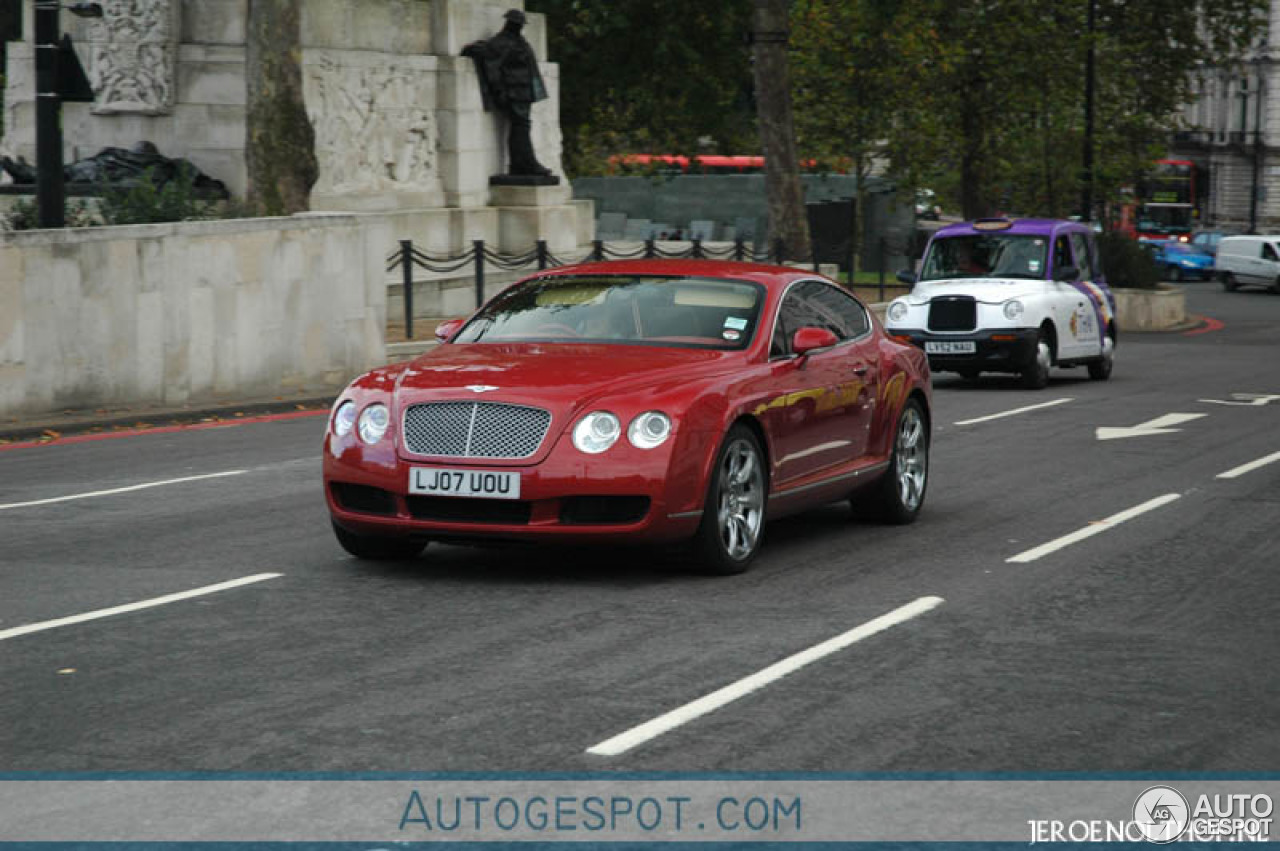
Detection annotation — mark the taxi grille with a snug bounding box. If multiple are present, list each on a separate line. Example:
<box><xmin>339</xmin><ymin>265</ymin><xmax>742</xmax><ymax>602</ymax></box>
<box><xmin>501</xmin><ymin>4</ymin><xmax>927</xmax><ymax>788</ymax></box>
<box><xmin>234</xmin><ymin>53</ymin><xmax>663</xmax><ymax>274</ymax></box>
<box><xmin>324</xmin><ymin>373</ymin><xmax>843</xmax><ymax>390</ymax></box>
<box><xmin>402</xmin><ymin>401</ymin><xmax>552</xmax><ymax>459</ymax></box>
<box><xmin>927</xmin><ymin>296</ymin><xmax>977</xmax><ymax>331</ymax></box>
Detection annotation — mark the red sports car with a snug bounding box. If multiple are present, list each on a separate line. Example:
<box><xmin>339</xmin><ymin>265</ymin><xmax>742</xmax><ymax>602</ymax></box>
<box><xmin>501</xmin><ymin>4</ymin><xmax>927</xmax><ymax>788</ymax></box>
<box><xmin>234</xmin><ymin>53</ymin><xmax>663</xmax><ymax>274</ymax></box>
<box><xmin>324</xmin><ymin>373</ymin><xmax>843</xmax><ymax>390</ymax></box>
<box><xmin>324</xmin><ymin>259</ymin><xmax>932</xmax><ymax>574</ymax></box>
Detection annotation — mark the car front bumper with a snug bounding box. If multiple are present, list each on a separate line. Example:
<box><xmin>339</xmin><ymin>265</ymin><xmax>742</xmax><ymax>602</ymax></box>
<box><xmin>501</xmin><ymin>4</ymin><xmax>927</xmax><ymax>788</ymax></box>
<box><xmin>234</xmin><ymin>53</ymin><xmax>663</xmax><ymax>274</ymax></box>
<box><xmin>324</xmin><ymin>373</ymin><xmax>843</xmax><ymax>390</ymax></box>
<box><xmin>889</xmin><ymin>327</ymin><xmax>1039</xmax><ymax>374</ymax></box>
<box><xmin>323</xmin><ymin>431</ymin><xmax>710</xmax><ymax>546</ymax></box>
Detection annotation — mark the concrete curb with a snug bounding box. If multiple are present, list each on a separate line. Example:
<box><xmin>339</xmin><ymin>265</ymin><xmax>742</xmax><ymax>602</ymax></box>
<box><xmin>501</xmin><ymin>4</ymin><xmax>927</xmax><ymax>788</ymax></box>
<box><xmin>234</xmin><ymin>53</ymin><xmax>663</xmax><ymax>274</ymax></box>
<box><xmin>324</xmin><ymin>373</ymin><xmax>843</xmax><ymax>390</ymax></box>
<box><xmin>0</xmin><ymin>395</ymin><xmax>335</xmax><ymax>443</ymax></box>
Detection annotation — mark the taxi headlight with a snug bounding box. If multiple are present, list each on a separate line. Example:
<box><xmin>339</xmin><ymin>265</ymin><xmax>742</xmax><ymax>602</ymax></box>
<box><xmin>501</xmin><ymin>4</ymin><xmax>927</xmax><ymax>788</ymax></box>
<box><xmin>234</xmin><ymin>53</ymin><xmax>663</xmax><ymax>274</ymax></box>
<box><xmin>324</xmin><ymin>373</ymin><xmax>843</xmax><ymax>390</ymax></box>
<box><xmin>1003</xmin><ymin>299</ymin><xmax>1025</xmax><ymax>321</ymax></box>
<box><xmin>628</xmin><ymin>411</ymin><xmax>672</xmax><ymax>449</ymax></box>
<box><xmin>333</xmin><ymin>401</ymin><xmax>357</xmax><ymax>437</ymax></box>
<box><xmin>357</xmin><ymin>403</ymin><xmax>390</xmax><ymax>444</ymax></box>
<box><xmin>573</xmin><ymin>411</ymin><xmax>621</xmax><ymax>454</ymax></box>
<box><xmin>887</xmin><ymin>300</ymin><xmax>910</xmax><ymax>323</ymax></box>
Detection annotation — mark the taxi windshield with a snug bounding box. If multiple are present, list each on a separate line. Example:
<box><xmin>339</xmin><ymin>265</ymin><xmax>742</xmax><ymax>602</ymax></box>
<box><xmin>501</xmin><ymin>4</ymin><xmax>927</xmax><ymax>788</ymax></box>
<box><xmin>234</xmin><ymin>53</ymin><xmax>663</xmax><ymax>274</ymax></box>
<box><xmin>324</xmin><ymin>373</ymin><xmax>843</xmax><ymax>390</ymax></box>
<box><xmin>920</xmin><ymin>235</ymin><xmax>1049</xmax><ymax>281</ymax></box>
<box><xmin>453</xmin><ymin>275</ymin><xmax>764</xmax><ymax>349</ymax></box>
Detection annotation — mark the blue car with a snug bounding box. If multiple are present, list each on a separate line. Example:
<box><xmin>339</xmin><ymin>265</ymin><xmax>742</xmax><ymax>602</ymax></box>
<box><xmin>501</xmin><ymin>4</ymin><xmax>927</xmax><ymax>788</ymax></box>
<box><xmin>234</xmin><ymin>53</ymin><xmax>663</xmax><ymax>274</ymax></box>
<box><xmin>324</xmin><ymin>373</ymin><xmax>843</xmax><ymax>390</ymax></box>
<box><xmin>1152</xmin><ymin>241</ymin><xmax>1215</xmax><ymax>281</ymax></box>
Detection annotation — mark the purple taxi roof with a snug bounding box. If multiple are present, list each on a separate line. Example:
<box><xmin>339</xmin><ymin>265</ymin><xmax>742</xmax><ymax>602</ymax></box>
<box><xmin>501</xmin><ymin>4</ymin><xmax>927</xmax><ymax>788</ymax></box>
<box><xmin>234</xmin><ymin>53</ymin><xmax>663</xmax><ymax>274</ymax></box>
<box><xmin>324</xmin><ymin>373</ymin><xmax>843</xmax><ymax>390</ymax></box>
<box><xmin>933</xmin><ymin>218</ymin><xmax>1087</xmax><ymax>238</ymax></box>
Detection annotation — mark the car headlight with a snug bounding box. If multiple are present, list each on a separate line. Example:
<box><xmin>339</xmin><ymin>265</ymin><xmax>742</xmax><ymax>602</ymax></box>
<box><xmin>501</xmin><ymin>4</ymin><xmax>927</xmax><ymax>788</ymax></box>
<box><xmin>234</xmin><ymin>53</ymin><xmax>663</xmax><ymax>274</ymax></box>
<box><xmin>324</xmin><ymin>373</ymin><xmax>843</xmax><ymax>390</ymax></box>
<box><xmin>887</xmin><ymin>300</ymin><xmax>910</xmax><ymax>323</ymax></box>
<box><xmin>573</xmin><ymin>411</ymin><xmax>621</xmax><ymax>454</ymax></box>
<box><xmin>357</xmin><ymin>403</ymin><xmax>390</xmax><ymax>444</ymax></box>
<box><xmin>1003</xmin><ymin>299</ymin><xmax>1024</xmax><ymax>321</ymax></box>
<box><xmin>333</xmin><ymin>401</ymin><xmax>357</xmax><ymax>437</ymax></box>
<box><xmin>628</xmin><ymin>411</ymin><xmax>672</xmax><ymax>449</ymax></box>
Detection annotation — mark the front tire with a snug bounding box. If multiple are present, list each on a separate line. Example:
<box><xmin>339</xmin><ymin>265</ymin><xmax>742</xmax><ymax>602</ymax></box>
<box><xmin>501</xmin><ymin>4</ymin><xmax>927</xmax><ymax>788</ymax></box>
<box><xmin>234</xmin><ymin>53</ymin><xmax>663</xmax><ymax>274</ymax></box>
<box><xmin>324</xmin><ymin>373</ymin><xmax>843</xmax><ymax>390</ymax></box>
<box><xmin>855</xmin><ymin>398</ymin><xmax>929</xmax><ymax>525</ymax></box>
<box><xmin>332</xmin><ymin>522</ymin><xmax>426</xmax><ymax>561</ymax></box>
<box><xmin>1222</xmin><ymin>271</ymin><xmax>1238</xmax><ymax>292</ymax></box>
<box><xmin>1020</xmin><ymin>331</ymin><xmax>1052</xmax><ymax>389</ymax></box>
<box><xmin>1167</xmin><ymin>265</ymin><xmax>1182</xmax><ymax>283</ymax></box>
<box><xmin>692</xmin><ymin>425</ymin><xmax>767</xmax><ymax>575</ymax></box>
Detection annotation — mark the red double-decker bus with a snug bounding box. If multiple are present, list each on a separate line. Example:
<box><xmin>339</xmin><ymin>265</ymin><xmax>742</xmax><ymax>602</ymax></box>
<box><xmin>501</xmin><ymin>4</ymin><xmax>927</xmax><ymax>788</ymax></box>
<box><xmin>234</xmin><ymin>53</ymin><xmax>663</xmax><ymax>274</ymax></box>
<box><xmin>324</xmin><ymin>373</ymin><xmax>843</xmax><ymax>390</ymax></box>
<box><xmin>1115</xmin><ymin>159</ymin><xmax>1196</xmax><ymax>242</ymax></box>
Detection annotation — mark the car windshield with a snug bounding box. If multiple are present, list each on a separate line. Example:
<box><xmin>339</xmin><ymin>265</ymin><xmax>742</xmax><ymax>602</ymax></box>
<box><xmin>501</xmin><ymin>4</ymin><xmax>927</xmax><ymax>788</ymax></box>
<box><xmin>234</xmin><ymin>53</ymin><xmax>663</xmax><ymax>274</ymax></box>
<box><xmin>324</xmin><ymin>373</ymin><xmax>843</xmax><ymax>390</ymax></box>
<box><xmin>919</xmin><ymin>234</ymin><xmax>1048</xmax><ymax>281</ymax></box>
<box><xmin>453</xmin><ymin>275</ymin><xmax>765</xmax><ymax>349</ymax></box>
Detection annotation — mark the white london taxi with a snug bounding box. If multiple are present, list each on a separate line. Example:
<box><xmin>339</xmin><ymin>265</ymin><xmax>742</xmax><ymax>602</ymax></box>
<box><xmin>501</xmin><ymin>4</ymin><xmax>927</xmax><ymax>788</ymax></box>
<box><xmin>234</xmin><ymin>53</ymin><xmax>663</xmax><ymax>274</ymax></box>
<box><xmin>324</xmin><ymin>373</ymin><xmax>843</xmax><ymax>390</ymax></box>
<box><xmin>885</xmin><ymin>218</ymin><xmax>1117</xmax><ymax>388</ymax></box>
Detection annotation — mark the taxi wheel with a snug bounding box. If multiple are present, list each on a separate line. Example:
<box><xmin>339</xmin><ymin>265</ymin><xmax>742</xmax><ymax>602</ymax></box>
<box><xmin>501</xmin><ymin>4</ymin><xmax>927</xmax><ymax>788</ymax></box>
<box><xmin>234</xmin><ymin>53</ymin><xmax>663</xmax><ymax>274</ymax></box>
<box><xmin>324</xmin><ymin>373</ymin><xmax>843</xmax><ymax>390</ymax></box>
<box><xmin>692</xmin><ymin>425</ymin><xmax>767</xmax><ymax>575</ymax></box>
<box><xmin>855</xmin><ymin>398</ymin><xmax>929</xmax><ymax>525</ymax></box>
<box><xmin>1020</xmin><ymin>332</ymin><xmax>1052</xmax><ymax>389</ymax></box>
<box><xmin>1222</xmin><ymin>272</ymin><xmax>1238</xmax><ymax>292</ymax></box>
<box><xmin>332</xmin><ymin>522</ymin><xmax>426</xmax><ymax>561</ymax></box>
<box><xmin>1088</xmin><ymin>332</ymin><xmax>1115</xmax><ymax>381</ymax></box>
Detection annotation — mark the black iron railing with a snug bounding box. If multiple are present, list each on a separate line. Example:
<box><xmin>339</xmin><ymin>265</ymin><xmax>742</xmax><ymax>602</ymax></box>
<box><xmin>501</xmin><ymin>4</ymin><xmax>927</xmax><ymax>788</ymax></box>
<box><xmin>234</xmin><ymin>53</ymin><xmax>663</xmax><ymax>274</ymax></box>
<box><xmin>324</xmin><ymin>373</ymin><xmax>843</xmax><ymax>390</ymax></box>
<box><xmin>386</xmin><ymin>237</ymin><xmax>789</xmax><ymax>340</ymax></box>
<box><xmin>385</xmin><ymin>234</ymin><xmax>913</xmax><ymax>340</ymax></box>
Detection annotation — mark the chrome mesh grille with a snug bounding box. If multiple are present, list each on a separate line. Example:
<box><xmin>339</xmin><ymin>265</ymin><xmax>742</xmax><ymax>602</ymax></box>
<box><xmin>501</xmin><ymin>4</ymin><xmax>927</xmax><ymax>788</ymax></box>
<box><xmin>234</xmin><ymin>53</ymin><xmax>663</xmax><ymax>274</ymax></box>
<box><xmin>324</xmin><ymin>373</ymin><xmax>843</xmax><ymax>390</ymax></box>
<box><xmin>402</xmin><ymin>402</ymin><xmax>552</xmax><ymax>459</ymax></box>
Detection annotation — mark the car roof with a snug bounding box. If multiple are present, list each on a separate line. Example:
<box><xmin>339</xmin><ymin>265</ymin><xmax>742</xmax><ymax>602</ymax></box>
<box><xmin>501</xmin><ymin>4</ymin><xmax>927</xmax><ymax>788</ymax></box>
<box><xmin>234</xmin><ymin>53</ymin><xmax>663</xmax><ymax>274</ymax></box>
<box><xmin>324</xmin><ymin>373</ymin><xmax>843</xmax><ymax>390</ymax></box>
<box><xmin>933</xmin><ymin>218</ymin><xmax>1087</xmax><ymax>238</ymax></box>
<box><xmin>527</xmin><ymin>258</ymin><xmax>823</xmax><ymax>291</ymax></box>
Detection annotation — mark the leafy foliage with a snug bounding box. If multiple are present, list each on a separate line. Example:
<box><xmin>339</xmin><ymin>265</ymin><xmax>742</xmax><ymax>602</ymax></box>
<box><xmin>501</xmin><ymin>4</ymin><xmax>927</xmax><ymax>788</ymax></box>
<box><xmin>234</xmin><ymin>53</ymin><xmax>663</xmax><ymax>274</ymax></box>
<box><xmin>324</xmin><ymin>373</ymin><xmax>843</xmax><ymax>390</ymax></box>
<box><xmin>532</xmin><ymin>0</ymin><xmax>1266</xmax><ymax>224</ymax></box>
<box><xmin>2</xmin><ymin>197</ymin><xmax>97</xmax><ymax>231</ymax></box>
<box><xmin>1097</xmin><ymin>232</ymin><xmax>1160</xmax><ymax>289</ymax></box>
<box><xmin>527</xmin><ymin>0</ymin><xmax>757</xmax><ymax>175</ymax></box>
<box><xmin>97</xmin><ymin>168</ymin><xmax>219</xmax><ymax>225</ymax></box>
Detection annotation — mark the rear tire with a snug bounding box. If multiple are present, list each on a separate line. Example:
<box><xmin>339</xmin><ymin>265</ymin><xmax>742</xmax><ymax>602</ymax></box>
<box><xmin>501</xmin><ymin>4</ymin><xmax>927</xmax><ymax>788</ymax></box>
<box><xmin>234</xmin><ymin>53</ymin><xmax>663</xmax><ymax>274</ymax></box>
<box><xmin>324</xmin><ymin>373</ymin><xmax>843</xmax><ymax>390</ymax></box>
<box><xmin>1167</xmin><ymin>265</ymin><xmax>1182</xmax><ymax>283</ymax></box>
<box><xmin>691</xmin><ymin>426</ymin><xmax>767</xmax><ymax>575</ymax></box>
<box><xmin>1020</xmin><ymin>331</ymin><xmax>1052</xmax><ymax>389</ymax></box>
<box><xmin>332</xmin><ymin>522</ymin><xmax>426</xmax><ymax>561</ymax></box>
<box><xmin>1088</xmin><ymin>331</ymin><xmax>1115</xmax><ymax>381</ymax></box>
<box><xmin>854</xmin><ymin>398</ymin><xmax>929</xmax><ymax>525</ymax></box>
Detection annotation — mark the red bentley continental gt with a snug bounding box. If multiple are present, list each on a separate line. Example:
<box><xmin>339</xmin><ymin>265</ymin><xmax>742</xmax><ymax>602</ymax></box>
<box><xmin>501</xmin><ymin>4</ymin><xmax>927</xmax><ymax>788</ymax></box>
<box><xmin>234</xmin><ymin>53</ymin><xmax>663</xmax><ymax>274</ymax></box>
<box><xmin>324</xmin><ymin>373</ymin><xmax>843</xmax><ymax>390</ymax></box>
<box><xmin>324</xmin><ymin>259</ymin><xmax>932</xmax><ymax>574</ymax></box>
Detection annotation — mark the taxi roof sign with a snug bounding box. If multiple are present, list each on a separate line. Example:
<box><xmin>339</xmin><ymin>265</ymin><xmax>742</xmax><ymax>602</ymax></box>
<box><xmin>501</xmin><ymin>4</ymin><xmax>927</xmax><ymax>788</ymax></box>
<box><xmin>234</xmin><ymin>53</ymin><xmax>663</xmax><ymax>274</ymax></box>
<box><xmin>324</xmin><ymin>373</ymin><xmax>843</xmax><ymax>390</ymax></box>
<box><xmin>972</xmin><ymin>218</ymin><xmax>1014</xmax><ymax>231</ymax></box>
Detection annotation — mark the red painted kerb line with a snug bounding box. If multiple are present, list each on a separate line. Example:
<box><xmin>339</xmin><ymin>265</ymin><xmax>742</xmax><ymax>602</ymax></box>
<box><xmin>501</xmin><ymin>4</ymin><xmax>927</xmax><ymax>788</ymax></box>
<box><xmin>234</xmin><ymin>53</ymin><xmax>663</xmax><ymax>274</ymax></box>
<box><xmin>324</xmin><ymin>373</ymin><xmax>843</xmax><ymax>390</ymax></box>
<box><xmin>1184</xmin><ymin>316</ymin><xmax>1225</xmax><ymax>336</ymax></box>
<box><xmin>0</xmin><ymin>409</ymin><xmax>329</xmax><ymax>453</ymax></box>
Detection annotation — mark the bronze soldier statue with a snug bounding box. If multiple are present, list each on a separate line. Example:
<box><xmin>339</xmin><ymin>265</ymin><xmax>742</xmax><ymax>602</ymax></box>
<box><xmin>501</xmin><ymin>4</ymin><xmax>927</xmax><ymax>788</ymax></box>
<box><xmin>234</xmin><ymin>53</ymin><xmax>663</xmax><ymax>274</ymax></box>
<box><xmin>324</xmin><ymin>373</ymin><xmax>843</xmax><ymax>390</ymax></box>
<box><xmin>462</xmin><ymin>9</ymin><xmax>554</xmax><ymax>178</ymax></box>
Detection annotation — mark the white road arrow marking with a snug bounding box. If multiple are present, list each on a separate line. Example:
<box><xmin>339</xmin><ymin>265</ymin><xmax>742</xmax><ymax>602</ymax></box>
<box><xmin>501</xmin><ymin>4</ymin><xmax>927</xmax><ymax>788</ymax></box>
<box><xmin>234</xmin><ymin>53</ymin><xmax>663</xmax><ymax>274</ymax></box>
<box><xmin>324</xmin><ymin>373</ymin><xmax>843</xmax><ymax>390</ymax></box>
<box><xmin>1199</xmin><ymin>393</ymin><xmax>1280</xmax><ymax>407</ymax></box>
<box><xmin>1095</xmin><ymin>413</ymin><xmax>1207</xmax><ymax>441</ymax></box>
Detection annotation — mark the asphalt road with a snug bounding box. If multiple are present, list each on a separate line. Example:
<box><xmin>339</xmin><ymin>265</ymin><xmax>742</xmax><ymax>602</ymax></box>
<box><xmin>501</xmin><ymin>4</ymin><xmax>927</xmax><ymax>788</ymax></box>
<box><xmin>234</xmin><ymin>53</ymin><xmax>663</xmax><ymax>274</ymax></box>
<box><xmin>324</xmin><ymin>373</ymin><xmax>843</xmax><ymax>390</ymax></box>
<box><xmin>1</xmin><ymin>279</ymin><xmax>1277</xmax><ymax>773</ymax></box>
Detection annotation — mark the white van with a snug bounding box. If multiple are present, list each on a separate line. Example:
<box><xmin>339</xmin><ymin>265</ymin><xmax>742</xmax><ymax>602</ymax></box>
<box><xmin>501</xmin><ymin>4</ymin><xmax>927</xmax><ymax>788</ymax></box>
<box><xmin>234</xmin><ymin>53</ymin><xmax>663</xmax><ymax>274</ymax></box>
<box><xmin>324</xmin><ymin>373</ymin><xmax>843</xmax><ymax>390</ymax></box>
<box><xmin>1214</xmin><ymin>235</ymin><xmax>1280</xmax><ymax>293</ymax></box>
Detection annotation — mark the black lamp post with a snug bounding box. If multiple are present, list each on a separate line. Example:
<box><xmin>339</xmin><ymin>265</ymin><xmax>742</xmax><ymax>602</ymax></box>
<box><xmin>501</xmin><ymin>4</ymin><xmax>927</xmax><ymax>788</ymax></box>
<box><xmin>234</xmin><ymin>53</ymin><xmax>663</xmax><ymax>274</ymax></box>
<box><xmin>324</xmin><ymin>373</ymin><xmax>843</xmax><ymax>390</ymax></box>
<box><xmin>33</xmin><ymin>1</ymin><xmax>102</xmax><ymax>229</ymax></box>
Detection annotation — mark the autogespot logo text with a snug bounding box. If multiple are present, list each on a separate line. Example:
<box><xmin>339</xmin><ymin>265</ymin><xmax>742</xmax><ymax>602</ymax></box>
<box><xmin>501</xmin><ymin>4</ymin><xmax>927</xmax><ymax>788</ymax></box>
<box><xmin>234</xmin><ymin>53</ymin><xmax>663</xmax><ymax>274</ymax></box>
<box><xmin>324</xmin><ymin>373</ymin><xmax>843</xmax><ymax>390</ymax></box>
<box><xmin>1133</xmin><ymin>786</ymin><xmax>1189</xmax><ymax>843</ymax></box>
<box><xmin>1028</xmin><ymin>786</ymin><xmax>1272</xmax><ymax>844</ymax></box>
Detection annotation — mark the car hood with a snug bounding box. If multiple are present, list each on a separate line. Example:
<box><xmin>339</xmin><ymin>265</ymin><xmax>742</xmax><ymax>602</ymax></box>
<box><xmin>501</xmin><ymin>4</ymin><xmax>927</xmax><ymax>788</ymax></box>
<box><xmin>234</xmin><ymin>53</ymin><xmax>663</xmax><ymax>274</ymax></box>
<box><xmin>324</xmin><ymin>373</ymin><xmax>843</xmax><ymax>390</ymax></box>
<box><xmin>904</xmin><ymin>278</ymin><xmax>1047</xmax><ymax>304</ymax></box>
<box><xmin>403</xmin><ymin>339</ymin><xmax>736</xmax><ymax>408</ymax></box>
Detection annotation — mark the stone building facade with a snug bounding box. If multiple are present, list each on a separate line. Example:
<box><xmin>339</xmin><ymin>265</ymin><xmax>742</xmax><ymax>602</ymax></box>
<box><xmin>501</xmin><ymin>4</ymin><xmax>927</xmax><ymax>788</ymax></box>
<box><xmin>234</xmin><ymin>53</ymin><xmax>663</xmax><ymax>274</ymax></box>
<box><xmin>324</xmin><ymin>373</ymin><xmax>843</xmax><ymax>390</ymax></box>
<box><xmin>1171</xmin><ymin>1</ymin><xmax>1280</xmax><ymax>232</ymax></box>
<box><xmin>1</xmin><ymin>0</ymin><xmax>564</xmax><ymax>213</ymax></box>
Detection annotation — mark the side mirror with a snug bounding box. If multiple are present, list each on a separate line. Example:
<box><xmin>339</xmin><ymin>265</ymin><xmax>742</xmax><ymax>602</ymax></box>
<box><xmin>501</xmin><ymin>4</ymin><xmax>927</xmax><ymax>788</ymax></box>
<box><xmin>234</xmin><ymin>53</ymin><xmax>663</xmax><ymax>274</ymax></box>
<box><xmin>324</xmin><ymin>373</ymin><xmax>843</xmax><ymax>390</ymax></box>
<box><xmin>1054</xmin><ymin>264</ymin><xmax>1079</xmax><ymax>282</ymax></box>
<box><xmin>896</xmin><ymin>269</ymin><xmax>918</xmax><ymax>285</ymax></box>
<box><xmin>434</xmin><ymin>318</ymin><xmax>464</xmax><ymax>343</ymax></box>
<box><xmin>792</xmin><ymin>326</ymin><xmax>839</xmax><ymax>356</ymax></box>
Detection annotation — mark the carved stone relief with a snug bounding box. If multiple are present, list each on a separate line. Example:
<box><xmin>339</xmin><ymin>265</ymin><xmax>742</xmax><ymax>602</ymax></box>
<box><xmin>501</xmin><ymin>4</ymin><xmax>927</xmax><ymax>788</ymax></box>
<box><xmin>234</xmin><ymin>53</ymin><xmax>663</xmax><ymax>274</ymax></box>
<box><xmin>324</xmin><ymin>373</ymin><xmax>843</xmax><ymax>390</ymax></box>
<box><xmin>88</xmin><ymin>0</ymin><xmax>180</xmax><ymax>115</ymax></box>
<box><xmin>304</xmin><ymin>54</ymin><xmax>440</xmax><ymax>197</ymax></box>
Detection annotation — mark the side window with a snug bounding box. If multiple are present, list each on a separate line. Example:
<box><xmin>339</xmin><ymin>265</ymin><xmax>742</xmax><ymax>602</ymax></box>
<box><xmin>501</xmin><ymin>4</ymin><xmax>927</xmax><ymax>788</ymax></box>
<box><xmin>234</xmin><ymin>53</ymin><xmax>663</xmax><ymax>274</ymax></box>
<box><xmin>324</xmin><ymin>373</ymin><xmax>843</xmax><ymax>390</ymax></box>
<box><xmin>1086</xmin><ymin>235</ymin><xmax>1105</xmax><ymax>280</ymax></box>
<box><xmin>771</xmin><ymin>289</ymin><xmax>821</xmax><ymax>357</ymax></box>
<box><xmin>1263</xmin><ymin>243</ymin><xmax>1279</xmax><ymax>263</ymax></box>
<box><xmin>1069</xmin><ymin>233</ymin><xmax>1092</xmax><ymax>281</ymax></box>
<box><xmin>1053</xmin><ymin>236</ymin><xmax>1075</xmax><ymax>279</ymax></box>
<box><xmin>802</xmin><ymin>281</ymin><xmax>871</xmax><ymax>340</ymax></box>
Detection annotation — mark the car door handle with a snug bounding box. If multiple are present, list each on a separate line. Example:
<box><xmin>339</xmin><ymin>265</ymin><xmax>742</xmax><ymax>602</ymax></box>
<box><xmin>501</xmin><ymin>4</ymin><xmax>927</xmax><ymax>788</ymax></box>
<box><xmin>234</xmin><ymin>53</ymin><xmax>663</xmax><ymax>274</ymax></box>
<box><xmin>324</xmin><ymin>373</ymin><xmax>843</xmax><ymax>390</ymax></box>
<box><xmin>852</xmin><ymin>365</ymin><xmax>869</xmax><ymax>376</ymax></box>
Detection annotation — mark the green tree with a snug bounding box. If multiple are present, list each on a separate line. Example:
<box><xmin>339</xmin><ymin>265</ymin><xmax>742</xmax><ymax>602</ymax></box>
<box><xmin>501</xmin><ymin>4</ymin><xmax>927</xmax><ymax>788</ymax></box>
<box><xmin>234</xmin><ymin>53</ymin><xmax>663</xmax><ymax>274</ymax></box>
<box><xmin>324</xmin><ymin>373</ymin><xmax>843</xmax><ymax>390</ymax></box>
<box><xmin>527</xmin><ymin>0</ymin><xmax>757</xmax><ymax>175</ymax></box>
<box><xmin>790</xmin><ymin>0</ymin><xmax>951</xmax><ymax>265</ymax></box>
